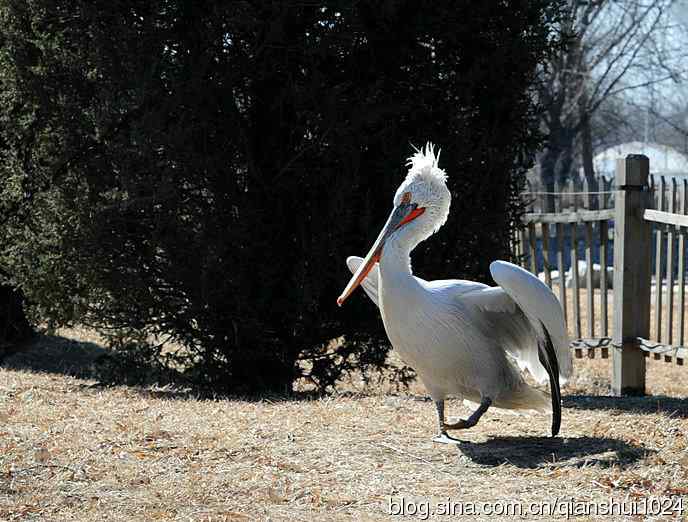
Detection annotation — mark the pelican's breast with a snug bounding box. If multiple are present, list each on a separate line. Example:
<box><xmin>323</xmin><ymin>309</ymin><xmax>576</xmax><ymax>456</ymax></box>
<box><xmin>379</xmin><ymin>279</ymin><xmax>475</xmax><ymax>379</ymax></box>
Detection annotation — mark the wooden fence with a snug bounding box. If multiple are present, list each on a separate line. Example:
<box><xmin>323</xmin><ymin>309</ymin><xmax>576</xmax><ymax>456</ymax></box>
<box><xmin>517</xmin><ymin>155</ymin><xmax>688</xmax><ymax>395</ymax></box>
<box><xmin>524</xmin><ymin>176</ymin><xmax>615</xmax><ymax>214</ymax></box>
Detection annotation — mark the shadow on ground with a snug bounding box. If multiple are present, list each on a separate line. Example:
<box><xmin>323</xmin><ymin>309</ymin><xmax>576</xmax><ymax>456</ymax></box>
<box><xmin>564</xmin><ymin>394</ymin><xmax>688</xmax><ymax>418</ymax></box>
<box><xmin>454</xmin><ymin>435</ymin><xmax>652</xmax><ymax>469</ymax></box>
<box><xmin>4</xmin><ymin>335</ymin><xmax>688</xmax><ymax>416</ymax></box>
<box><xmin>1</xmin><ymin>333</ymin><xmax>106</xmax><ymax>380</ymax></box>
<box><xmin>0</xmin><ymin>333</ymin><xmax>319</xmax><ymax>402</ymax></box>
<box><xmin>0</xmin><ymin>333</ymin><xmax>194</xmax><ymax>397</ymax></box>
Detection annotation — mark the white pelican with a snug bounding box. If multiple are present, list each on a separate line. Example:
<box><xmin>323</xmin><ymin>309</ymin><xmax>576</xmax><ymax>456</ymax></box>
<box><xmin>337</xmin><ymin>144</ymin><xmax>572</xmax><ymax>442</ymax></box>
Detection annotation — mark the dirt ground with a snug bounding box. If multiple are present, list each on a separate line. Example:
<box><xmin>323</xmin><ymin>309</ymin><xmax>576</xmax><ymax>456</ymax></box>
<box><xmin>1</xmin><ymin>328</ymin><xmax>688</xmax><ymax>521</ymax></box>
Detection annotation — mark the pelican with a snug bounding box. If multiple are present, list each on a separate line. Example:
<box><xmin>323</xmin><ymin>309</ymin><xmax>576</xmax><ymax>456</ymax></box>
<box><xmin>337</xmin><ymin>144</ymin><xmax>572</xmax><ymax>443</ymax></box>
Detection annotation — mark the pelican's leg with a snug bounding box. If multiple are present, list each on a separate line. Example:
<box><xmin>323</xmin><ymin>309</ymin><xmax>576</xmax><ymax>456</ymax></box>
<box><xmin>432</xmin><ymin>400</ymin><xmax>461</xmax><ymax>444</ymax></box>
<box><xmin>445</xmin><ymin>397</ymin><xmax>492</xmax><ymax>430</ymax></box>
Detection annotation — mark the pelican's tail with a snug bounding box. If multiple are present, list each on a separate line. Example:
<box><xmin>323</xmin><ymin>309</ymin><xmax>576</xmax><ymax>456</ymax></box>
<box><xmin>490</xmin><ymin>384</ymin><xmax>552</xmax><ymax>414</ymax></box>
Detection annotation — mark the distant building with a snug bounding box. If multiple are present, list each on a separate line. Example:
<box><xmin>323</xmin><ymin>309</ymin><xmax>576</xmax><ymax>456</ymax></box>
<box><xmin>592</xmin><ymin>142</ymin><xmax>688</xmax><ymax>180</ymax></box>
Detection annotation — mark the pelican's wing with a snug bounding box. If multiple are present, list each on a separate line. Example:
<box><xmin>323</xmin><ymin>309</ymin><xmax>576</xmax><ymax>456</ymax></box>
<box><xmin>459</xmin><ymin>285</ymin><xmax>550</xmax><ymax>384</ymax></box>
<box><xmin>458</xmin><ymin>263</ymin><xmax>571</xmax><ymax>436</ymax></box>
<box><xmin>423</xmin><ymin>279</ymin><xmax>534</xmax><ymax>364</ymax></box>
<box><xmin>425</xmin><ymin>278</ymin><xmax>490</xmax><ymax>296</ymax></box>
<box><xmin>346</xmin><ymin>256</ymin><xmax>379</xmax><ymax>307</ymax></box>
<box><xmin>488</xmin><ymin>260</ymin><xmax>573</xmax><ymax>383</ymax></box>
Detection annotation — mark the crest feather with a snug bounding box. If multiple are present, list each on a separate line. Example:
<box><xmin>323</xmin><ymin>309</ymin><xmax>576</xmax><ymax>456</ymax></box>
<box><xmin>406</xmin><ymin>142</ymin><xmax>447</xmax><ymax>182</ymax></box>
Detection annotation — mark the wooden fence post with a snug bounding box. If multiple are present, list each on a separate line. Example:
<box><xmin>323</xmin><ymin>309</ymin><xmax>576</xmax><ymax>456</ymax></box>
<box><xmin>612</xmin><ymin>155</ymin><xmax>651</xmax><ymax>396</ymax></box>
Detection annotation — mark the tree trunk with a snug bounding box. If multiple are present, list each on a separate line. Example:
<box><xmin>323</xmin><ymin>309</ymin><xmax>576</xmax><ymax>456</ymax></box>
<box><xmin>0</xmin><ymin>283</ymin><xmax>33</xmax><ymax>359</ymax></box>
<box><xmin>579</xmin><ymin>94</ymin><xmax>598</xmax><ymax>209</ymax></box>
<box><xmin>559</xmin><ymin>142</ymin><xmax>575</xmax><ymax>185</ymax></box>
<box><xmin>542</xmin><ymin>121</ymin><xmax>577</xmax><ymax>213</ymax></box>
<box><xmin>539</xmin><ymin>146</ymin><xmax>560</xmax><ymax>213</ymax></box>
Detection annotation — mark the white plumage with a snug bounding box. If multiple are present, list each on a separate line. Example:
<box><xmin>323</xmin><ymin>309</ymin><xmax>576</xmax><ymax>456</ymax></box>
<box><xmin>338</xmin><ymin>144</ymin><xmax>572</xmax><ymax>441</ymax></box>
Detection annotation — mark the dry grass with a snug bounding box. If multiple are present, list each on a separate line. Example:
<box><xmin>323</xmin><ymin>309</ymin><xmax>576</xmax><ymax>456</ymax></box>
<box><xmin>1</xmin><ymin>328</ymin><xmax>688</xmax><ymax>521</ymax></box>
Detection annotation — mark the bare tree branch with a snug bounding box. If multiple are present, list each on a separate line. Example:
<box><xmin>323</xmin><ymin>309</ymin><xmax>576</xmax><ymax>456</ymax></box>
<box><xmin>538</xmin><ymin>0</ymin><xmax>687</xmax><ymax>164</ymax></box>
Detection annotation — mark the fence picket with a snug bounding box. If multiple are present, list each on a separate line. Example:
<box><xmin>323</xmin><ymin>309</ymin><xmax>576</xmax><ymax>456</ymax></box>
<box><xmin>526</xmin><ymin>180</ymin><xmax>533</xmax><ymax>212</ymax></box>
<box><xmin>600</xmin><ymin>220</ymin><xmax>609</xmax><ymax>339</ymax></box>
<box><xmin>571</xmin><ymin>222</ymin><xmax>582</xmax><ymax>339</ymax></box>
<box><xmin>556</xmin><ymin>222</ymin><xmax>568</xmax><ymax>327</ymax></box>
<box><xmin>679</xmin><ymin>180</ymin><xmax>687</xmax><ymax>351</ymax></box>
<box><xmin>528</xmin><ymin>223</ymin><xmax>537</xmax><ymax>276</ymax></box>
<box><xmin>519</xmin><ymin>228</ymin><xmax>528</xmax><ymax>269</ymax></box>
<box><xmin>666</xmin><ymin>179</ymin><xmax>676</xmax><ymax>344</ymax></box>
<box><xmin>585</xmin><ymin>221</ymin><xmax>595</xmax><ymax>342</ymax></box>
<box><xmin>600</xmin><ymin>178</ymin><xmax>606</xmax><ymax>208</ymax></box>
<box><xmin>542</xmin><ymin>223</ymin><xmax>552</xmax><ymax>288</ymax></box>
<box><xmin>654</xmin><ymin>176</ymin><xmax>665</xmax><ymax>351</ymax></box>
<box><xmin>583</xmin><ymin>177</ymin><xmax>589</xmax><ymax>209</ymax></box>
<box><xmin>555</xmin><ymin>178</ymin><xmax>562</xmax><ymax>213</ymax></box>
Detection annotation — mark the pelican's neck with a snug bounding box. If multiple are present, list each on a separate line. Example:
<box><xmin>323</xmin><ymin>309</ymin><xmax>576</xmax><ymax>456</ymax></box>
<box><xmin>379</xmin><ymin>236</ymin><xmax>414</xmax><ymax>279</ymax></box>
<box><xmin>378</xmin><ymin>236</ymin><xmax>422</xmax><ymax>320</ymax></box>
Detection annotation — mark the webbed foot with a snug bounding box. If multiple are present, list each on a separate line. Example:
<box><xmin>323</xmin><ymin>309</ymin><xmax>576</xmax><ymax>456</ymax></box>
<box><xmin>432</xmin><ymin>432</ymin><xmax>462</xmax><ymax>444</ymax></box>
<box><xmin>444</xmin><ymin>418</ymin><xmax>472</xmax><ymax>430</ymax></box>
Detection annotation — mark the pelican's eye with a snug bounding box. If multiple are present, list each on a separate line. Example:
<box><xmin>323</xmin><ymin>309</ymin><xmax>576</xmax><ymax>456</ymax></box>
<box><xmin>401</xmin><ymin>192</ymin><xmax>412</xmax><ymax>204</ymax></box>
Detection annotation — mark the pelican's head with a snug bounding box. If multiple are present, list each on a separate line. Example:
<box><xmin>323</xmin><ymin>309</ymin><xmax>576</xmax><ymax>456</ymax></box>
<box><xmin>337</xmin><ymin>143</ymin><xmax>450</xmax><ymax>306</ymax></box>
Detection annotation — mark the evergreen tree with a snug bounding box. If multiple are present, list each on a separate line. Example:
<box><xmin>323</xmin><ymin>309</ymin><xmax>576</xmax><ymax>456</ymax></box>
<box><xmin>0</xmin><ymin>1</ymin><xmax>559</xmax><ymax>392</ymax></box>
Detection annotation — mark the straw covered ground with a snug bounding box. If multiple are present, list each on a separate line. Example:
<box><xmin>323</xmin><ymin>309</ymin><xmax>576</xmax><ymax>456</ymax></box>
<box><xmin>1</xmin><ymin>328</ymin><xmax>688</xmax><ymax>521</ymax></box>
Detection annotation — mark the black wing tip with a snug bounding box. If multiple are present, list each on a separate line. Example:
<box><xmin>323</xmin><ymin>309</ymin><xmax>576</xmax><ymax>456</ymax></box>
<box><xmin>538</xmin><ymin>321</ymin><xmax>562</xmax><ymax>437</ymax></box>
